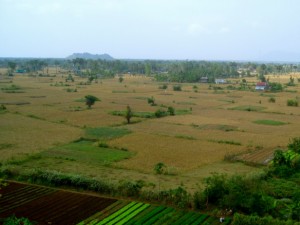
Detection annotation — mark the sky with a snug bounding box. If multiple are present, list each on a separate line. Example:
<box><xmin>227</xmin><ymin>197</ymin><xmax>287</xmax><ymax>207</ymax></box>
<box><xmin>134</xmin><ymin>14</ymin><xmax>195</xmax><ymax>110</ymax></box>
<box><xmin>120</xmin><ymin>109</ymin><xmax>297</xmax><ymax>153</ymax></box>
<box><xmin>1</xmin><ymin>0</ymin><xmax>300</xmax><ymax>61</ymax></box>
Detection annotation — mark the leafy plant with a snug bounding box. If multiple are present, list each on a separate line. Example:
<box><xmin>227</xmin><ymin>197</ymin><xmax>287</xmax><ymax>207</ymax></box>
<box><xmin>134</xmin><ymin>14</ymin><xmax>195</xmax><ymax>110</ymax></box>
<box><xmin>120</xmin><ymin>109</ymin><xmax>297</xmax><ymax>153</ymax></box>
<box><xmin>85</xmin><ymin>95</ymin><xmax>100</xmax><ymax>108</ymax></box>
<box><xmin>2</xmin><ymin>215</ymin><xmax>34</xmax><ymax>225</ymax></box>
<box><xmin>173</xmin><ymin>85</ymin><xmax>182</xmax><ymax>91</ymax></box>
<box><xmin>154</xmin><ymin>109</ymin><xmax>168</xmax><ymax>118</ymax></box>
<box><xmin>288</xmin><ymin>137</ymin><xmax>300</xmax><ymax>153</ymax></box>
<box><xmin>287</xmin><ymin>99</ymin><xmax>298</xmax><ymax>107</ymax></box>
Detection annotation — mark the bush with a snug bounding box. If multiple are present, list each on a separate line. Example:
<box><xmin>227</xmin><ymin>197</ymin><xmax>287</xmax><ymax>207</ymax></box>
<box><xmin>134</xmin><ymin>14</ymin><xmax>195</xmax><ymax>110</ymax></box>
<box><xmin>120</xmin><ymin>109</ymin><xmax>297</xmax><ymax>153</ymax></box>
<box><xmin>154</xmin><ymin>109</ymin><xmax>168</xmax><ymax>118</ymax></box>
<box><xmin>287</xmin><ymin>99</ymin><xmax>298</xmax><ymax>107</ymax></box>
<box><xmin>0</xmin><ymin>104</ymin><xmax>6</xmax><ymax>111</ymax></box>
<box><xmin>173</xmin><ymin>85</ymin><xmax>182</xmax><ymax>91</ymax></box>
<box><xmin>269</xmin><ymin>82</ymin><xmax>283</xmax><ymax>92</ymax></box>
<box><xmin>147</xmin><ymin>96</ymin><xmax>156</xmax><ymax>106</ymax></box>
<box><xmin>269</xmin><ymin>97</ymin><xmax>276</xmax><ymax>103</ymax></box>
<box><xmin>159</xmin><ymin>84</ymin><xmax>168</xmax><ymax>89</ymax></box>
<box><xmin>232</xmin><ymin>213</ymin><xmax>299</xmax><ymax>225</ymax></box>
<box><xmin>2</xmin><ymin>215</ymin><xmax>34</xmax><ymax>225</ymax></box>
<box><xmin>288</xmin><ymin>137</ymin><xmax>300</xmax><ymax>153</ymax></box>
<box><xmin>167</xmin><ymin>106</ymin><xmax>175</xmax><ymax>115</ymax></box>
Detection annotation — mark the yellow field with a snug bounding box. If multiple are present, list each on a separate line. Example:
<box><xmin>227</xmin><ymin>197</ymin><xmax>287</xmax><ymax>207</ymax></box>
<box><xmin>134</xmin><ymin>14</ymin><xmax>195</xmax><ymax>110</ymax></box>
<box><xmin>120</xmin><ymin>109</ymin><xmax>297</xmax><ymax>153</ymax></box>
<box><xmin>1</xmin><ymin>70</ymin><xmax>300</xmax><ymax>191</ymax></box>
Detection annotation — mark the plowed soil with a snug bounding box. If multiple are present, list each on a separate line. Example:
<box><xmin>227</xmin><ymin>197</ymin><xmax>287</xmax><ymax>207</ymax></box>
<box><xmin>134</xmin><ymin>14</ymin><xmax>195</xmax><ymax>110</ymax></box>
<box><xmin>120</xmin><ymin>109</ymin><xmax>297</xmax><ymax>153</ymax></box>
<box><xmin>0</xmin><ymin>182</ymin><xmax>116</xmax><ymax>225</ymax></box>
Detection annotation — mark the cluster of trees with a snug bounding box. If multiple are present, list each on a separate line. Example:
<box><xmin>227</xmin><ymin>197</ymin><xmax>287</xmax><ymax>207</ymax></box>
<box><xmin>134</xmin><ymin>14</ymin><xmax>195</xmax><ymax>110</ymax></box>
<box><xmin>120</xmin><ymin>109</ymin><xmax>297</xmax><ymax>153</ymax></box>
<box><xmin>1</xmin><ymin>58</ymin><xmax>300</xmax><ymax>82</ymax></box>
<box><xmin>192</xmin><ymin>138</ymin><xmax>300</xmax><ymax>223</ymax></box>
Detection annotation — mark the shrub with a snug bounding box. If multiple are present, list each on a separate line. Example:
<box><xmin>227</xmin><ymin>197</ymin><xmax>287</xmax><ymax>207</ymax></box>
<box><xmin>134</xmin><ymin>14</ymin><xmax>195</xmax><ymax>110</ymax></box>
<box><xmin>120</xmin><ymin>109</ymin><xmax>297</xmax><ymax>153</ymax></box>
<box><xmin>159</xmin><ymin>84</ymin><xmax>168</xmax><ymax>89</ymax></box>
<box><xmin>173</xmin><ymin>85</ymin><xmax>182</xmax><ymax>91</ymax></box>
<box><xmin>269</xmin><ymin>97</ymin><xmax>276</xmax><ymax>103</ymax></box>
<box><xmin>269</xmin><ymin>82</ymin><xmax>283</xmax><ymax>92</ymax></box>
<box><xmin>147</xmin><ymin>96</ymin><xmax>156</xmax><ymax>106</ymax></box>
<box><xmin>2</xmin><ymin>215</ymin><xmax>34</xmax><ymax>225</ymax></box>
<box><xmin>232</xmin><ymin>213</ymin><xmax>299</xmax><ymax>225</ymax></box>
<box><xmin>154</xmin><ymin>109</ymin><xmax>168</xmax><ymax>118</ymax></box>
<box><xmin>167</xmin><ymin>106</ymin><xmax>175</xmax><ymax>115</ymax></box>
<box><xmin>287</xmin><ymin>99</ymin><xmax>298</xmax><ymax>107</ymax></box>
<box><xmin>0</xmin><ymin>104</ymin><xmax>6</xmax><ymax>111</ymax></box>
<box><xmin>288</xmin><ymin>137</ymin><xmax>300</xmax><ymax>153</ymax></box>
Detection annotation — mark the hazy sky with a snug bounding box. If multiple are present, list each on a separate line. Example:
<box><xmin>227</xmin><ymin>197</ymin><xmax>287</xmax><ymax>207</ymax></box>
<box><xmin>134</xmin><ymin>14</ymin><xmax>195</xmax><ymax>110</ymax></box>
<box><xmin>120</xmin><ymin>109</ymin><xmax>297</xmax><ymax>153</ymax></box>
<box><xmin>1</xmin><ymin>0</ymin><xmax>300</xmax><ymax>60</ymax></box>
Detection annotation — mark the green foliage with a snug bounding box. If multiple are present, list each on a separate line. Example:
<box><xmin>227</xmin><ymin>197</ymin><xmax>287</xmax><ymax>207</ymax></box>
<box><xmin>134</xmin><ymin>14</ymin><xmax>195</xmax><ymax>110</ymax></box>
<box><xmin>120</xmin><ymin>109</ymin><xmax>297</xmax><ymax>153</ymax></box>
<box><xmin>159</xmin><ymin>84</ymin><xmax>168</xmax><ymax>89</ymax></box>
<box><xmin>203</xmin><ymin>173</ymin><xmax>278</xmax><ymax>216</ymax></box>
<box><xmin>154</xmin><ymin>162</ymin><xmax>166</xmax><ymax>174</ymax></box>
<box><xmin>173</xmin><ymin>85</ymin><xmax>182</xmax><ymax>91</ymax></box>
<box><xmin>7</xmin><ymin>169</ymin><xmax>147</xmax><ymax>198</ymax></box>
<box><xmin>65</xmin><ymin>88</ymin><xmax>77</xmax><ymax>92</ymax></box>
<box><xmin>110</xmin><ymin>110</ymin><xmax>155</xmax><ymax>118</ymax></box>
<box><xmin>229</xmin><ymin>105</ymin><xmax>265</xmax><ymax>112</ymax></box>
<box><xmin>84</xmin><ymin>95</ymin><xmax>99</xmax><ymax>108</ymax></box>
<box><xmin>65</xmin><ymin>74</ymin><xmax>74</xmax><ymax>82</ymax></box>
<box><xmin>147</xmin><ymin>96</ymin><xmax>156</xmax><ymax>106</ymax></box>
<box><xmin>119</xmin><ymin>76</ymin><xmax>124</xmax><ymax>83</ymax></box>
<box><xmin>208</xmin><ymin>139</ymin><xmax>241</xmax><ymax>145</ymax></box>
<box><xmin>167</xmin><ymin>106</ymin><xmax>175</xmax><ymax>115</ymax></box>
<box><xmin>262</xmin><ymin>178</ymin><xmax>299</xmax><ymax>198</ymax></box>
<box><xmin>2</xmin><ymin>215</ymin><xmax>34</xmax><ymax>225</ymax></box>
<box><xmin>287</xmin><ymin>99</ymin><xmax>298</xmax><ymax>107</ymax></box>
<box><xmin>288</xmin><ymin>137</ymin><xmax>300</xmax><ymax>153</ymax></box>
<box><xmin>253</xmin><ymin>120</ymin><xmax>287</xmax><ymax>126</ymax></box>
<box><xmin>1</xmin><ymin>84</ymin><xmax>24</xmax><ymax>93</ymax></box>
<box><xmin>269</xmin><ymin>82</ymin><xmax>283</xmax><ymax>92</ymax></box>
<box><xmin>0</xmin><ymin>104</ymin><xmax>7</xmax><ymax>111</ymax></box>
<box><xmin>43</xmin><ymin>140</ymin><xmax>133</xmax><ymax>165</ymax></box>
<box><xmin>85</xmin><ymin>127</ymin><xmax>131</xmax><ymax>140</ymax></box>
<box><xmin>154</xmin><ymin>109</ymin><xmax>168</xmax><ymax>118</ymax></box>
<box><xmin>125</xmin><ymin>105</ymin><xmax>133</xmax><ymax>124</ymax></box>
<box><xmin>269</xmin><ymin>97</ymin><xmax>276</xmax><ymax>103</ymax></box>
<box><xmin>232</xmin><ymin>213</ymin><xmax>299</xmax><ymax>225</ymax></box>
<box><xmin>287</xmin><ymin>76</ymin><xmax>295</xmax><ymax>86</ymax></box>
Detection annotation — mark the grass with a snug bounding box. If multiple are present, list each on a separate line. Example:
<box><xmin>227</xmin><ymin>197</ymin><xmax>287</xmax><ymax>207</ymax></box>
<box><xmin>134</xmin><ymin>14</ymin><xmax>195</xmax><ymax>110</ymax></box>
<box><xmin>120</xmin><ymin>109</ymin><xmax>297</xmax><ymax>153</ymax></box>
<box><xmin>191</xmin><ymin>124</ymin><xmax>239</xmax><ymax>132</ymax></box>
<box><xmin>176</xmin><ymin>101</ymin><xmax>196</xmax><ymax>105</ymax></box>
<box><xmin>175</xmin><ymin>109</ymin><xmax>192</xmax><ymax>115</ymax></box>
<box><xmin>42</xmin><ymin>140</ymin><xmax>133</xmax><ymax>165</ymax></box>
<box><xmin>253</xmin><ymin>120</ymin><xmax>288</xmax><ymax>126</ymax></box>
<box><xmin>175</xmin><ymin>135</ymin><xmax>197</xmax><ymax>140</ymax></box>
<box><xmin>0</xmin><ymin>143</ymin><xmax>14</xmax><ymax>150</ymax></box>
<box><xmin>110</xmin><ymin>110</ymin><xmax>155</xmax><ymax>118</ymax></box>
<box><xmin>1</xmin><ymin>84</ymin><xmax>25</xmax><ymax>93</ymax></box>
<box><xmin>229</xmin><ymin>105</ymin><xmax>266</xmax><ymax>112</ymax></box>
<box><xmin>208</xmin><ymin>139</ymin><xmax>242</xmax><ymax>146</ymax></box>
<box><xmin>85</xmin><ymin>127</ymin><xmax>132</xmax><ymax>140</ymax></box>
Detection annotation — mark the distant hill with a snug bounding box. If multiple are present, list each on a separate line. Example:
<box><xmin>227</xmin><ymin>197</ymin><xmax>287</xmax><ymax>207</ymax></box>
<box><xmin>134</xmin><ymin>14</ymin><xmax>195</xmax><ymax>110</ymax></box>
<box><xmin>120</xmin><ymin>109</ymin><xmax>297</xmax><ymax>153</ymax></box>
<box><xmin>66</xmin><ymin>53</ymin><xmax>114</xmax><ymax>60</ymax></box>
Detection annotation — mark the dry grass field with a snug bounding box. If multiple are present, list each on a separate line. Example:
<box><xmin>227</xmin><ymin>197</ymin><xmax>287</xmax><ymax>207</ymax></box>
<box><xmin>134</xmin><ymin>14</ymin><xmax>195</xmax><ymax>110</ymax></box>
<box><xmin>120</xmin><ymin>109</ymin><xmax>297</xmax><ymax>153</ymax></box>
<box><xmin>1</xmin><ymin>69</ymin><xmax>300</xmax><ymax>191</ymax></box>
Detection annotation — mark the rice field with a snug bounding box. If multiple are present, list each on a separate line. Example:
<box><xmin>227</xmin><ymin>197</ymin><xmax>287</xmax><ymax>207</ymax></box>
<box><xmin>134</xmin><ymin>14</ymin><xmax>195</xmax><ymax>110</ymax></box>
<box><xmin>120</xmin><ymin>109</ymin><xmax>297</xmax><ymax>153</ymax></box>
<box><xmin>1</xmin><ymin>71</ymin><xmax>300</xmax><ymax>191</ymax></box>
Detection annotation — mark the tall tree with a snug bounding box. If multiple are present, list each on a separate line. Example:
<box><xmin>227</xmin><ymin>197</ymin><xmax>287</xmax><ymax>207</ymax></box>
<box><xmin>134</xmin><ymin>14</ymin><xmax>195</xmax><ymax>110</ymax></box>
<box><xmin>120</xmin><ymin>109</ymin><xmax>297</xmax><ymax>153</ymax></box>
<box><xmin>84</xmin><ymin>95</ymin><xmax>99</xmax><ymax>108</ymax></box>
<box><xmin>125</xmin><ymin>105</ymin><xmax>133</xmax><ymax>124</ymax></box>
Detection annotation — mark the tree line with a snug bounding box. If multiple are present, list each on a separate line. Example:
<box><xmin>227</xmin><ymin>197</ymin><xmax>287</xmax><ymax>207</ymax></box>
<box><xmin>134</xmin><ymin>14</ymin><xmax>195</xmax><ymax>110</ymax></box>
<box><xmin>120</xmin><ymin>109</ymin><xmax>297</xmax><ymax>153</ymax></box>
<box><xmin>1</xmin><ymin>58</ymin><xmax>300</xmax><ymax>82</ymax></box>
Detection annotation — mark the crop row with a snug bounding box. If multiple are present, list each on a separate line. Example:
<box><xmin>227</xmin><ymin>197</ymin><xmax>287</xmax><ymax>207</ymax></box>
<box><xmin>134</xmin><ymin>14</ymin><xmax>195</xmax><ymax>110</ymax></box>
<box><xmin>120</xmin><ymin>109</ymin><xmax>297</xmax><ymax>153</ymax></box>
<box><xmin>0</xmin><ymin>185</ymin><xmax>56</xmax><ymax>214</ymax></box>
<box><xmin>78</xmin><ymin>201</ymin><xmax>232</xmax><ymax>225</ymax></box>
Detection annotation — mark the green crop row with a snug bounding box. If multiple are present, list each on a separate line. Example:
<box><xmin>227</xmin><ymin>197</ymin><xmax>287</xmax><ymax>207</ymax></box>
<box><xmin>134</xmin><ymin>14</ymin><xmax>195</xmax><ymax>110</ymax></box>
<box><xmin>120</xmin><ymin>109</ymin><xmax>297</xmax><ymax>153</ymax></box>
<box><xmin>96</xmin><ymin>202</ymin><xmax>138</xmax><ymax>225</ymax></box>
<box><xmin>78</xmin><ymin>200</ymin><xmax>230</xmax><ymax>225</ymax></box>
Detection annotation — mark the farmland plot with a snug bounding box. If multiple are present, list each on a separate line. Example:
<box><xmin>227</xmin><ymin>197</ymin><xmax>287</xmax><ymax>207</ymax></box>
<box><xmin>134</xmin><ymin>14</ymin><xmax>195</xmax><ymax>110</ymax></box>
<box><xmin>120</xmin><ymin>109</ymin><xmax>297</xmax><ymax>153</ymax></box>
<box><xmin>0</xmin><ymin>182</ymin><xmax>231</xmax><ymax>225</ymax></box>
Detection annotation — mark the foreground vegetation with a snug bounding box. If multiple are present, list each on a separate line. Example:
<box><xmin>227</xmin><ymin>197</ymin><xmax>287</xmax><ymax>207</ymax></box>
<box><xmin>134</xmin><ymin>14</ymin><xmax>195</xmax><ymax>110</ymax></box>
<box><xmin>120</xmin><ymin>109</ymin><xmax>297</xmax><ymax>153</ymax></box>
<box><xmin>1</xmin><ymin>138</ymin><xmax>300</xmax><ymax>223</ymax></box>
